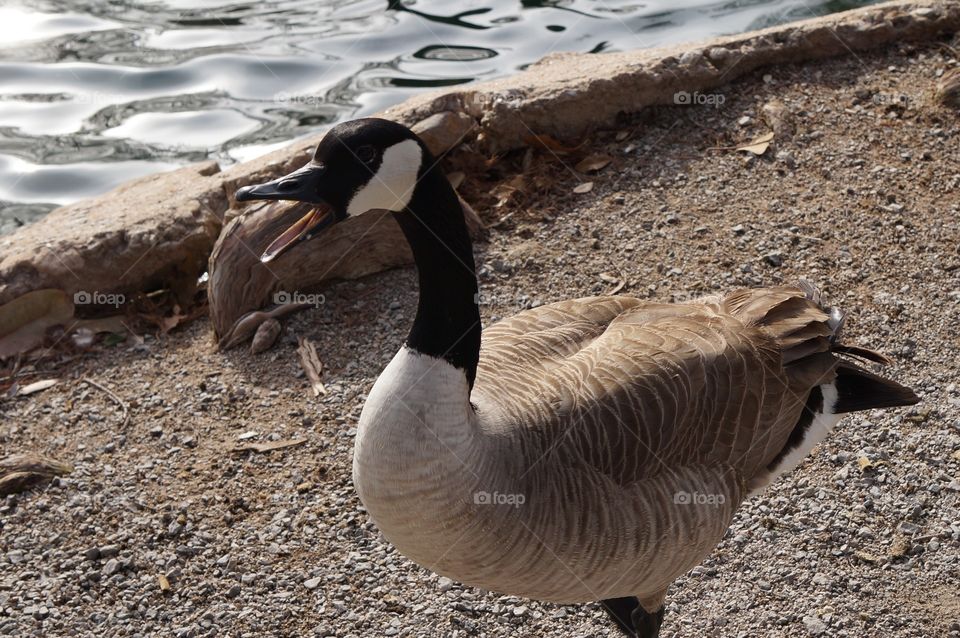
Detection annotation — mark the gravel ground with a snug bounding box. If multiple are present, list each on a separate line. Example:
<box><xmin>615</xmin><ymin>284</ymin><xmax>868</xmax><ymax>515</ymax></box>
<box><xmin>3</xmin><ymin>42</ymin><xmax>960</xmax><ymax>638</ymax></box>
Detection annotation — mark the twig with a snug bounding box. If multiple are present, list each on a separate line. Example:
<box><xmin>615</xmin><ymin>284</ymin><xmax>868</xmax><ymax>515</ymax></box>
<box><xmin>81</xmin><ymin>377</ymin><xmax>130</xmax><ymax>428</ymax></box>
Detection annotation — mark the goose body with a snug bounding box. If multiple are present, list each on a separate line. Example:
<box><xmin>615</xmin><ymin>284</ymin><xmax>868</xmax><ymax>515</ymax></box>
<box><xmin>355</xmin><ymin>292</ymin><xmax>840</xmax><ymax>604</ymax></box>
<box><xmin>236</xmin><ymin>118</ymin><xmax>919</xmax><ymax>636</ymax></box>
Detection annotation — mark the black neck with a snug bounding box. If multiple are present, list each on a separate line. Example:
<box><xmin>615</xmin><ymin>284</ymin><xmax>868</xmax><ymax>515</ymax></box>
<box><xmin>393</xmin><ymin>165</ymin><xmax>481</xmax><ymax>389</ymax></box>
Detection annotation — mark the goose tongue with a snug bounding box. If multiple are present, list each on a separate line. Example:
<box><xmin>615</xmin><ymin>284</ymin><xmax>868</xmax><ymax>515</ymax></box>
<box><xmin>261</xmin><ymin>204</ymin><xmax>333</xmax><ymax>263</ymax></box>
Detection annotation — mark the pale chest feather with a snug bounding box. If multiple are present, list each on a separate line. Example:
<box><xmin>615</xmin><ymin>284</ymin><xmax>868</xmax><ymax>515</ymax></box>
<box><xmin>353</xmin><ymin>347</ymin><xmax>483</xmax><ymax>524</ymax></box>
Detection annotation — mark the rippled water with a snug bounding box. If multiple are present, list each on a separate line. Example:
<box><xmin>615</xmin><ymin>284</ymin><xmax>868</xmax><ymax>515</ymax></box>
<box><xmin>0</xmin><ymin>0</ymin><xmax>880</xmax><ymax>232</ymax></box>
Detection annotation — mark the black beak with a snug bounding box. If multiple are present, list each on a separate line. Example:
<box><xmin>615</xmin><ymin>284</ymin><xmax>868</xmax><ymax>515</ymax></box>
<box><xmin>236</xmin><ymin>163</ymin><xmax>327</xmax><ymax>204</ymax></box>
<box><xmin>234</xmin><ymin>163</ymin><xmax>337</xmax><ymax>263</ymax></box>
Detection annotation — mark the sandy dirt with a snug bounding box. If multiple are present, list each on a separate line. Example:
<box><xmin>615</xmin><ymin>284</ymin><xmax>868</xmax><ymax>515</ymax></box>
<box><xmin>2</xmin><ymin>41</ymin><xmax>959</xmax><ymax>638</ymax></box>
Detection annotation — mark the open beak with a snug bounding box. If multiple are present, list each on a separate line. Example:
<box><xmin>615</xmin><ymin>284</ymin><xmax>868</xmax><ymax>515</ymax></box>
<box><xmin>259</xmin><ymin>205</ymin><xmax>334</xmax><ymax>263</ymax></box>
<box><xmin>235</xmin><ymin>163</ymin><xmax>335</xmax><ymax>263</ymax></box>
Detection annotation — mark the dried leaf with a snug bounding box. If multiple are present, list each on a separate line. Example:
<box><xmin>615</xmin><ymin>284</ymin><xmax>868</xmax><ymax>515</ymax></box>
<box><xmin>575</xmin><ymin>154</ymin><xmax>612</xmax><ymax>173</ymax></box>
<box><xmin>18</xmin><ymin>379</ymin><xmax>58</xmax><ymax>396</ymax></box>
<box><xmin>854</xmin><ymin>550</ymin><xmax>882</xmax><ymax>564</ymax></box>
<box><xmin>297</xmin><ymin>337</ymin><xmax>326</xmax><ymax>397</ymax></box>
<box><xmin>493</xmin><ymin>175</ymin><xmax>525</xmax><ymax>208</ymax></box>
<box><xmin>857</xmin><ymin>456</ymin><xmax>874</xmax><ymax>472</ymax></box>
<box><xmin>573</xmin><ymin>182</ymin><xmax>594</xmax><ymax>194</ymax></box>
<box><xmin>736</xmin><ymin>132</ymin><xmax>775</xmax><ymax>156</ymax></box>
<box><xmin>233</xmin><ymin>438</ymin><xmax>307</xmax><ymax>454</ymax></box>
<box><xmin>157</xmin><ymin>574</ymin><xmax>171</xmax><ymax>593</ymax></box>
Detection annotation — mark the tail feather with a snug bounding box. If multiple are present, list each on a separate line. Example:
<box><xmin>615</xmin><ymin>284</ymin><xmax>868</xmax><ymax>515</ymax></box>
<box><xmin>726</xmin><ymin>281</ymin><xmax>918</xmax><ymax>414</ymax></box>
<box><xmin>833</xmin><ymin>360</ymin><xmax>919</xmax><ymax>413</ymax></box>
<box><xmin>800</xmin><ymin>281</ymin><xmax>918</xmax><ymax>412</ymax></box>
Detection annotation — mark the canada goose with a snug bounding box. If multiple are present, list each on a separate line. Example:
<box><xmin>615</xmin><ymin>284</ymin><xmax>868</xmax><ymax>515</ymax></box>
<box><xmin>235</xmin><ymin>117</ymin><xmax>919</xmax><ymax>637</ymax></box>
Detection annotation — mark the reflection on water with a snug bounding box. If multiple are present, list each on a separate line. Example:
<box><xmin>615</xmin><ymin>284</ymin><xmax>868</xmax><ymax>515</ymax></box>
<box><xmin>0</xmin><ymin>0</ymin><xmax>881</xmax><ymax>232</ymax></box>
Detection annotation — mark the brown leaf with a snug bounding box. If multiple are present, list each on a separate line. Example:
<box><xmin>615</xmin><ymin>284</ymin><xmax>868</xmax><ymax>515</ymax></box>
<box><xmin>736</xmin><ymin>132</ymin><xmax>775</xmax><ymax>156</ymax></box>
<box><xmin>573</xmin><ymin>182</ymin><xmax>594</xmax><ymax>194</ymax></box>
<box><xmin>232</xmin><ymin>438</ymin><xmax>307</xmax><ymax>454</ymax></box>
<box><xmin>297</xmin><ymin>337</ymin><xmax>326</xmax><ymax>397</ymax></box>
<box><xmin>857</xmin><ymin>456</ymin><xmax>874</xmax><ymax>472</ymax></box>
<box><xmin>493</xmin><ymin>175</ymin><xmax>525</xmax><ymax>208</ymax></box>
<box><xmin>157</xmin><ymin>574</ymin><xmax>171</xmax><ymax>593</ymax></box>
<box><xmin>575</xmin><ymin>154</ymin><xmax>612</xmax><ymax>173</ymax></box>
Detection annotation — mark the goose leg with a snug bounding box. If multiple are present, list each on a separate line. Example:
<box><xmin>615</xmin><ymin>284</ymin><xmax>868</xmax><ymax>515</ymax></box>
<box><xmin>600</xmin><ymin>597</ymin><xmax>640</xmax><ymax>636</ymax></box>
<box><xmin>630</xmin><ymin>605</ymin><xmax>665</xmax><ymax>638</ymax></box>
<box><xmin>599</xmin><ymin>596</ymin><xmax>665</xmax><ymax>638</ymax></box>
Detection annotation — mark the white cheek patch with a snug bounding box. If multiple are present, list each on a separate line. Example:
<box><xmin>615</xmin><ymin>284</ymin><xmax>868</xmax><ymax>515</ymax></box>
<box><xmin>347</xmin><ymin>139</ymin><xmax>422</xmax><ymax>216</ymax></box>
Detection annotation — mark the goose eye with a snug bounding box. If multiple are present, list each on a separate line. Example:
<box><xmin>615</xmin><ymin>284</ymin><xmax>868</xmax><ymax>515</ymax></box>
<box><xmin>356</xmin><ymin>145</ymin><xmax>376</xmax><ymax>164</ymax></box>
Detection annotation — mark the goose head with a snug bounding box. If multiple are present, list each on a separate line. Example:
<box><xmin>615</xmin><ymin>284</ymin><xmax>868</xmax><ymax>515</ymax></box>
<box><xmin>236</xmin><ymin>117</ymin><xmax>429</xmax><ymax>262</ymax></box>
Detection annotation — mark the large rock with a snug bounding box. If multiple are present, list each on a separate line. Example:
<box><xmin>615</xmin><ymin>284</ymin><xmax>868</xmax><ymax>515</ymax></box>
<box><xmin>0</xmin><ymin>162</ymin><xmax>227</xmax><ymax>308</ymax></box>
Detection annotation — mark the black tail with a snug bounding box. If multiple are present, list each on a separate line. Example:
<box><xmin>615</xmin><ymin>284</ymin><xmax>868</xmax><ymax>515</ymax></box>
<box><xmin>833</xmin><ymin>360</ymin><xmax>919</xmax><ymax>414</ymax></box>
